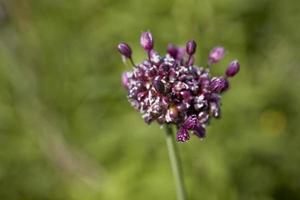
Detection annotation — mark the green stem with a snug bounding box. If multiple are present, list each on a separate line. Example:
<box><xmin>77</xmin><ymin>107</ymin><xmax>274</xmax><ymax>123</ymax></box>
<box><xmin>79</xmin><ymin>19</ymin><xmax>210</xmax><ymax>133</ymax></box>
<box><xmin>164</xmin><ymin>125</ymin><xmax>187</xmax><ymax>200</ymax></box>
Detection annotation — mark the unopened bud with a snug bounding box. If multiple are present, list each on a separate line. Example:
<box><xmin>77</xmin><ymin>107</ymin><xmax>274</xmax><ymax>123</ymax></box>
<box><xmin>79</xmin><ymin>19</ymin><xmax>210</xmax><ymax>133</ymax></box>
<box><xmin>226</xmin><ymin>60</ymin><xmax>240</xmax><ymax>77</ymax></box>
<box><xmin>186</xmin><ymin>40</ymin><xmax>197</xmax><ymax>55</ymax></box>
<box><xmin>140</xmin><ymin>31</ymin><xmax>154</xmax><ymax>51</ymax></box>
<box><xmin>167</xmin><ymin>44</ymin><xmax>178</xmax><ymax>58</ymax></box>
<box><xmin>117</xmin><ymin>43</ymin><xmax>132</xmax><ymax>58</ymax></box>
<box><xmin>208</xmin><ymin>46</ymin><xmax>225</xmax><ymax>64</ymax></box>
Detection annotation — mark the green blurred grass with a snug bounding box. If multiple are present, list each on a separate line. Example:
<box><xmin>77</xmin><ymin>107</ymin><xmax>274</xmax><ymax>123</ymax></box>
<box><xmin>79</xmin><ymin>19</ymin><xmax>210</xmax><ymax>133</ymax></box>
<box><xmin>0</xmin><ymin>0</ymin><xmax>300</xmax><ymax>199</ymax></box>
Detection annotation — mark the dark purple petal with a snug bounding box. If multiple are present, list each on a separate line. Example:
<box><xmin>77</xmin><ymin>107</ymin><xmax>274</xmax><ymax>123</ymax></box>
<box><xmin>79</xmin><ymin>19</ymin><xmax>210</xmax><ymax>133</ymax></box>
<box><xmin>226</xmin><ymin>60</ymin><xmax>240</xmax><ymax>77</ymax></box>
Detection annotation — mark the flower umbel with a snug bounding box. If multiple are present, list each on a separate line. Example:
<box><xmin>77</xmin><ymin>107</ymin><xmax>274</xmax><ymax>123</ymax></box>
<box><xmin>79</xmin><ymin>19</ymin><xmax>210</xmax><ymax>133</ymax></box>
<box><xmin>118</xmin><ymin>32</ymin><xmax>240</xmax><ymax>142</ymax></box>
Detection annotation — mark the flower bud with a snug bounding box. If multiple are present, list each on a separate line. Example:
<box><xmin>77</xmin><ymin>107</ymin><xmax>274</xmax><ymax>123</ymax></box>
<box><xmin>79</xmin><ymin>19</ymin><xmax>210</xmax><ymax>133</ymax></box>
<box><xmin>153</xmin><ymin>79</ymin><xmax>165</xmax><ymax>94</ymax></box>
<box><xmin>182</xmin><ymin>115</ymin><xmax>198</xmax><ymax>130</ymax></box>
<box><xmin>167</xmin><ymin>44</ymin><xmax>178</xmax><ymax>58</ymax></box>
<box><xmin>193</xmin><ymin>125</ymin><xmax>206</xmax><ymax>138</ymax></box>
<box><xmin>208</xmin><ymin>46</ymin><xmax>225</xmax><ymax>64</ymax></box>
<box><xmin>117</xmin><ymin>42</ymin><xmax>132</xmax><ymax>58</ymax></box>
<box><xmin>210</xmin><ymin>77</ymin><xmax>229</xmax><ymax>93</ymax></box>
<box><xmin>140</xmin><ymin>31</ymin><xmax>154</xmax><ymax>51</ymax></box>
<box><xmin>176</xmin><ymin>47</ymin><xmax>186</xmax><ymax>61</ymax></box>
<box><xmin>176</xmin><ymin>127</ymin><xmax>190</xmax><ymax>142</ymax></box>
<box><xmin>186</xmin><ymin>40</ymin><xmax>197</xmax><ymax>55</ymax></box>
<box><xmin>176</xmin><ymin>103</ymin><xmax>188</xmax><ymax>112</ymax></box>
<box><xmin>226</xmin><ymin>60</ymin><xmax>240</xmax><ymax>77</ymax></box>
<box><xmin>180</xmin><ymin>90</ymin><xmax>191</xmax><ymax>101</ymax></box>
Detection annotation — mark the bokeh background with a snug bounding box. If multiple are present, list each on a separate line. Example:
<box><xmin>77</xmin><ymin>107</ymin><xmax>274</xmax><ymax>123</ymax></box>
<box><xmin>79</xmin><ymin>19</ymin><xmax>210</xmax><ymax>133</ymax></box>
<box><xmin>0</xmin><ymin>0</ymin><xmax>300</xmax><ymax>199</ymax></box>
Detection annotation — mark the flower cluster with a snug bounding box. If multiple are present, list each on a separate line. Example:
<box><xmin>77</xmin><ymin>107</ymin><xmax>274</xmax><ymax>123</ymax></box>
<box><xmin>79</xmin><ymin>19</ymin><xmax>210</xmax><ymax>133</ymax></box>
<box><xmin>118</xmin><ymin>32</ymin><xmax>240</xmax><ymax>142</ymax></box>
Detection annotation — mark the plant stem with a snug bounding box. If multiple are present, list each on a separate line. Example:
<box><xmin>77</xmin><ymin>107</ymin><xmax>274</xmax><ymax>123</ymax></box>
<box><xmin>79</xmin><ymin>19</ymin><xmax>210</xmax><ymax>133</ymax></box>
<box><xmin>164</xmin><ymin>125</ymin><xmax>187</xmax><ymax>200</ymax></box>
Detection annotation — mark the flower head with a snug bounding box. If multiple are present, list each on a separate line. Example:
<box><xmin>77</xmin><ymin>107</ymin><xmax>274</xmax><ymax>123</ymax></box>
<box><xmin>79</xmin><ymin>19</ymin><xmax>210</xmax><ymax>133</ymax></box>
<box><xmin>118</xmin><ymin>31</ymin><xmax>240</xmax><ymax>142</ymax></box>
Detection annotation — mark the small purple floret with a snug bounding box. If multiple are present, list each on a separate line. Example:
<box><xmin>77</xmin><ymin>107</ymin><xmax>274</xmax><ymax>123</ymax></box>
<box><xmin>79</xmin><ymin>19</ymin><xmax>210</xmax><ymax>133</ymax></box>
<box><xmin>186</xmin><ymin>40</ymin><xmax>197</xmax><ymax>55</ymax></box>
<box><xmin>118</xmin><ymin>43</ymin><xmax>132</xmax><ymax>58</ymax></box>
<box><xmin>209</xmin><ymin>46</ymin><xmax>225</xmax><ymax>64</ymax></box>
<box><xmin>176</xmin><ymin>128</ymin><xmax>190</xmax><ymax>142</ymax></box>
<box><xmin>182</xmin><ymin>115</ymin><xmax>198</xmax><ymax>130</ymax></box>
<box><xmin>226</xmin><ymin>60</ymin><xmax>240</xmax><ymax>77</ymax></box>
<box><xmin>210</xmin><ymin>77</ymin><xmax>229</xmax><ymax>93</ymax></box>
<box><xmin>140</xmin><ymin>32</ymin><xmax>154</xmax><ymax>51</ymax></box>
<box><xmin>167</xmin><ymin>44</ymin><xmax>178</xmax><ymax>58</ymax></box>
<box><xmin>193</xmin><ymin>125</ymin><xmax>206</xmax><ymax>138</ymax></box>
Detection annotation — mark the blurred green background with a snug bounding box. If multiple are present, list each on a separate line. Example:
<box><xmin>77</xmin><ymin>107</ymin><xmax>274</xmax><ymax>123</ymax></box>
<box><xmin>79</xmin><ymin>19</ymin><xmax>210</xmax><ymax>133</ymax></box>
<box><xmin>0</xmin><ymin>0</ymin><xmax>300</xmax><ymax>199</ymax></box>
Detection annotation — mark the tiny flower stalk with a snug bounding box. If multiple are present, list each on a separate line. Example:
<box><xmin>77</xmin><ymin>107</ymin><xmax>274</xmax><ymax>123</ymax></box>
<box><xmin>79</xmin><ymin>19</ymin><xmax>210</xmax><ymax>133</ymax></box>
<box><xmin>117</xmin><ymin>31</ymin><xmax>240</xmax><ymax>200</ymax></box>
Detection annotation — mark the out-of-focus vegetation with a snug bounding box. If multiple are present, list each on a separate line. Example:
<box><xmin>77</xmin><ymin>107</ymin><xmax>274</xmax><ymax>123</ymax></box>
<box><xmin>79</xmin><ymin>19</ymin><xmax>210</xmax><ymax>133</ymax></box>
<box><xmin>0</xmin><ymin>0</ymin><xmax>300</xmax><ymax>199</ymax></box>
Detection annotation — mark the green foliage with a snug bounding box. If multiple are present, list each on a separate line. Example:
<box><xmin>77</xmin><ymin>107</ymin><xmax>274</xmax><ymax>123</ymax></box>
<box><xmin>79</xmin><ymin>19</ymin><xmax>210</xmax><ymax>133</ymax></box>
<box><xmin>0</xmin><ymin>0</ymin><xmax>300</xmax><ymax>199</ymax></box>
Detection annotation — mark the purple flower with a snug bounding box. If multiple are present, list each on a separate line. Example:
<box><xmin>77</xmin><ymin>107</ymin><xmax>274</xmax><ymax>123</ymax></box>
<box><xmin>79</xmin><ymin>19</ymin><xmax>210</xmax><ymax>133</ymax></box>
<box><xmin>167</xmin><ymin>44</ymin><xmax>178</xmax><ymax>58</ymax></box>
<box><xmin>208</xmin><ymin>46</ymin><xmax>225</xmax><ymax>64</ymax></box>
<box><xmin>176</xmin><ymin>127</ymin><xmax>190</xmax><ymax>142</ymax></box>
<box><xmin>193</xmin><ymin>125</ymin><xmax>206</xmax><ymax>138</ymax></box>
<box><xmin>176</xmin><ymin>47</ymin><xmax>186</xmax><ymax>61</ymax></box>
<box><xmin>153</xmin><ymin>79</ymin><xmax>165</xmax><ymax>94</ymax></box>
<box><xmin>210</xmin><ymin>77</ymin><xmax>229</xmax><ymax>93</ymax></box>
<box><xmin>182</xmin><ymin>115</ymin><xmax>198</xmax><ymax>130</ymax></box>
<box><xmin>186</xmin><ymin>40</ymin><xmax>197</xmax><ymax>55</ymax></box>
<box><xmin>140</xmin><ymin>32</ymin><xmax>154</xmax><ymax>51</ymax></box>
<box><xmin>226</xmin><ymin>60</ymin><xmax>240</xmax><ymax>77</ymax></box>
<box><xmin>118</xmin><ymin>42</ymin><xmax>132</xmax><ymax>58</ymax></box>
<box><xmin>118</xmin><ymin>32</ymin><xmax>240</xmax><ymax>142</ymax></box>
